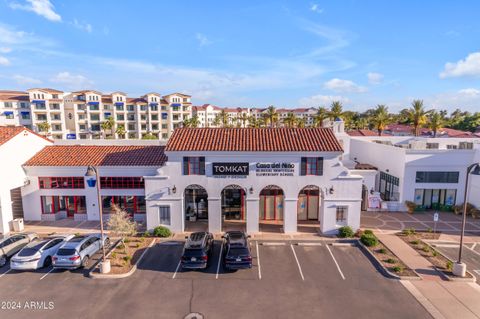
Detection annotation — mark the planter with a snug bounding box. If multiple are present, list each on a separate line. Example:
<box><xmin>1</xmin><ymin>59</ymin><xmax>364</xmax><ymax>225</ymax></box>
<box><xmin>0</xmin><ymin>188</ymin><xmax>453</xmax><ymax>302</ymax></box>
<box><xmin>100</xmin><ymin>260</ymin><xmax>111</xmax><ymax>274</ymax></box>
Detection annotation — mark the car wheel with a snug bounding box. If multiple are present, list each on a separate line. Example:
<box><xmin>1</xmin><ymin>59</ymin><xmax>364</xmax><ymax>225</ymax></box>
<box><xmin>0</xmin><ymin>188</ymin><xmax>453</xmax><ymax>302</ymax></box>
<box><xmin>43</xmin><ymin>256</ymin><xmax>52</xmax><ymax>268</ymax></box>
<box><xmin>81</xmin><ymin>256</ymin><xmax>89</xmax><ymax>268</ymax></box>
<box><xmin>0</xmin><ymin>255</ymin><xmax>6</xmax><ymax>267</ymax></box>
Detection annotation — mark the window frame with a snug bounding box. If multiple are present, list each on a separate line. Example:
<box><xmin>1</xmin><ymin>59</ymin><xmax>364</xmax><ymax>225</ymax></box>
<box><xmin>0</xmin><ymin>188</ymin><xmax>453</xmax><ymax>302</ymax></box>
<box><xmin>335</xmin><ymin>206</ymin><xmax>348</xmax><ymax>224</ymax></box>
<box><xmin>159</xmin><ymin>205</ymin><xmax>171</xmax><ymax>225</ymax></box>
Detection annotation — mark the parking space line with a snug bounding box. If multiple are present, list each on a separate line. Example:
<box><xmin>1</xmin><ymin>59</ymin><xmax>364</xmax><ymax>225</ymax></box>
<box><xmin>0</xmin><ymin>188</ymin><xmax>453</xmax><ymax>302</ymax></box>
<box><xmin>0</xmin><ymin>268</ymin><xmax>11</xmax><ymax>278</ymax></box>
<box><xmin>296</xmin><ymin>242</ymin><xmax>322</xmax><ymax>246</ymax></box>
<box><xmin>39</xmin><ymin>267</ymin><xmax>55</xmax><ymax>280</ymax></box>
<box><xmin>326</xmin><ymin>245</ymin><xmax>345</xmax><ymax>280</ymax></box>
<box><xmin>172</xmin><ymin>260</ymin><xmax>181</xmax><ymax>279</ymax></box>
<box><xmin>260</xmin><ymin>242</ymin><xmax>285</xmax><ymax>246</ymax></box>
<box><xmin>290</xmin><ymin>244</ymin><xmax>305</xmax><ymax>281</ymax></box>
<box><xmin>216</xmin><ymin>242</ymin><xmax>223</xmax><ymax>279</ymax></box>
<box><xmin>256</xmin><ymin>241</ymin><xmax>261</xmax><ymax>280</ymax></box>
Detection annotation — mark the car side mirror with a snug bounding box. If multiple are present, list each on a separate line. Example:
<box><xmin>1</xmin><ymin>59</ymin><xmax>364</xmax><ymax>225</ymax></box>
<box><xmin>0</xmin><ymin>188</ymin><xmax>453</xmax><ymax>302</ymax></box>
<box><xmin>185</xmin><ymin>236</ymin><xmax>189</xmax><ymax>239</ymax></box>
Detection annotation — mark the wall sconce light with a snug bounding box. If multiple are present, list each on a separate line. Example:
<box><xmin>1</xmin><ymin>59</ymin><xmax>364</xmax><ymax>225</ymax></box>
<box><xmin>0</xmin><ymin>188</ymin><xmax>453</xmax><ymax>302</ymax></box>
<box><xmin>370</xmin><ymin>188</ymin><xmax>374</xmax><ymax>195</ymax></box>
<box><xmin>329</xmin><ymin>186</ymin><xmax>334</xmax><ymax>195</ymax></box>
<box><xmin>172</xmin><ymin>185</ymin><xmax>177</xmax><ymax>194</ymax></box>
<box><xmin>386</xmin><ymin>169</ymin><xmax>390</xmax><ymax>173</ymax></box>
<box><xmin>249</xmin><ymin>186</ymin><xmax>254</xmax><ymax>195</ymax></box>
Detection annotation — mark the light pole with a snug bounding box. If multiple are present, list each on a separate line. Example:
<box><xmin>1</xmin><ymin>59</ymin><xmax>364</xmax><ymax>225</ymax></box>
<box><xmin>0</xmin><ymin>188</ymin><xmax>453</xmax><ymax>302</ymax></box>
<box><xmin>85</xmin><ymin>165</ymin><xmax>108</xmax><ymax>272</ymax></box>
<box><xmin>453</xmin><ymin>163</ymin><xmax>480</xmax><ymax>277</ymax></box>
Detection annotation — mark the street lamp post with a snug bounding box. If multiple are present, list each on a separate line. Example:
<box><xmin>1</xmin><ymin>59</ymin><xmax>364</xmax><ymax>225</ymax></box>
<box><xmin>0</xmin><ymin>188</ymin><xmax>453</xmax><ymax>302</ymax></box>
<box><xmin>85</xmin><ymin>165</ymin><xmax>109</xmax><ymax>273</ymax></box>
<box><xmin>453</xmin><ymin>163</ymin><xmax>480</xmax><ymax>277</ymax></box>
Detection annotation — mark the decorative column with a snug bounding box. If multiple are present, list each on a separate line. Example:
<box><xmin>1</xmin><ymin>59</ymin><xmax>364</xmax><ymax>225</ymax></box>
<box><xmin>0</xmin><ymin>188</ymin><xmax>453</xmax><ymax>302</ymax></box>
<box><xmin>246</xmin><ymin>198</ymin><xmax>259</xmax><ymax>234</ymax></box>
<box><xmin>208</xmin><ymin>197</ymin><xmax>222</xmax><ymax>233</ymax></box>
<box><xmin>283</xmin><ymin>198</ymin><xmax>298</xmax><ymax>233</ymax></box>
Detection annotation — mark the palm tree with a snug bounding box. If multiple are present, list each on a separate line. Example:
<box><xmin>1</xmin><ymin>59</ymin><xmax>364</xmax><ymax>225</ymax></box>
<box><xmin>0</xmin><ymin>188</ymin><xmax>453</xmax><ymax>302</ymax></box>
<box><xmin>212</xmin><ymin>114</ymin><xmax>221</xmax><ymax>127</ymax></box>
<box><xmin>37</xmin><ymin>121</ymin><xmax>51</xmax><ymax>136</ymax></box>
<box><xmin>182</xmin><ymin>115</ymin><xmax>200</xmax><ymax>128</ymax></box>
<box><xmin>406</xmin><ymin>100</ymin><xmax>431</xmax><ymax>136</ymax></box>
<box><xmin>217</xmin><ymin>109</ymin><xmax>229</xmax><ymax>127</ymax></box>
<box><xmin>265</xmin><ymin>105</ymin><xmax>278</xmax><ymax>127</ymax></box>
<box><xmin>329</xmin><ymin>101</ymin><xmax>343</xmax><ymax>120</ymax></box>
<box><xmin>282</xmin><ymin>113</ymin><xmax>297</xmax><ymax>128</ymax></box>
<box><xmin>428</xmin><ymin>111</ymin><xmax>444</xmax><ymax>138</ymax></box>
<box><xmin>101</xmin><ymin>117</ymin><xmax>115</xmax><ymax>138</ymax></box>
<box><xmin>238</xmin><ymin>112</ymin><xmax>249</xmax><ymax>127</ymax></box>
<box><xmin>296</xmin><ymin>117</ymin><xmax>306</xmax><ymax>128</ymax></box>
<box><xmin>371</xmin><ymin>105</ymin><xmax>391</xmax><ymax>136</ymax></box>
<box><xmin>313</xmin><ymin>107</ymin><xmax>328</xmax><ymax>127</ymax></box>
<box><xmin>115</xmin><ymin>125</ymin><xmax>126</xmax><ymax>139</ymax></box>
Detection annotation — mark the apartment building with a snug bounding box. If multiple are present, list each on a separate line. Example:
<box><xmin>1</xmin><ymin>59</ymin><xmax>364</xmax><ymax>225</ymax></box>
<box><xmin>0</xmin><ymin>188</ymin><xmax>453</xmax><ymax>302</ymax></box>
<box><xmin>63</xmin><ymin>91</ymin><xmax>192</xmax><ymax>140</ymax></box>
<box><xmin>0</xmin><ymin>91</ymin><xmax>31</xmax><ymax>129</ymax></box>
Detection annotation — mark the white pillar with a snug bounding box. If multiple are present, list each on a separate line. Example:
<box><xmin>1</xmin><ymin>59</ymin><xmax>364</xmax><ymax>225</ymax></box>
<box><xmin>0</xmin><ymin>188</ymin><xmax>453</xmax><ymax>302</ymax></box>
<box><xmin>84</xmin><ymin>177</ymin><xmax>100</xmax><ymax>220</ymax></box>
<box><xmin>283</xmin><ymin>198</ymin><xmax>298</xmax><ymax>233</ymax></box>
<box><xmin>208</xmin><ymin>197</ymin><xmax>221</xmax><ymax>233</ymax></box>
<box><xmin>246</xmin><ymin>198</ymin><xmax>259</xmax><ymax>233</ymax></box>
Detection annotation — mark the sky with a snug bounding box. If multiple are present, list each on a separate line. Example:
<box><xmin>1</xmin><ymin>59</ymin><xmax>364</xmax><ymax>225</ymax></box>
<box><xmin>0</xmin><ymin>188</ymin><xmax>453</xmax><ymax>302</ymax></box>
<box><xmin>1</xmin><ymin>0</ymin><xmax>480</xmax><ymax>112</ymax></box>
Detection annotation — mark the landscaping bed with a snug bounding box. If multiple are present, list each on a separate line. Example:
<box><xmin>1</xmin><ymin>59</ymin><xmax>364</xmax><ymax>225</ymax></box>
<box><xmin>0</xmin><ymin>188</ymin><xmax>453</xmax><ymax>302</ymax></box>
<box><xmin>397</xmin><ymin>229</ymin><xmax>473</xmax><ymax>278</ymax></box>
<box><xmin>108</xmin><ymin>236</ymin><xmax>155</xmax><ymax>275</ymax></box>
<box><xmin>357</xmin><ymin>230</ymin><xmax>417</xmax><ymax>277</ymax></box>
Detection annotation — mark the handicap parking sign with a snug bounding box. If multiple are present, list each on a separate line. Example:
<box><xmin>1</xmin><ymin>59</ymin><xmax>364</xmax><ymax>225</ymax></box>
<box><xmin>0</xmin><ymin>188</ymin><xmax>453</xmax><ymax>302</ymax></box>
<box><xmin>433</xmin><ymin>212</ymin><xmax>439</xmax><ymax>222</ymax></box>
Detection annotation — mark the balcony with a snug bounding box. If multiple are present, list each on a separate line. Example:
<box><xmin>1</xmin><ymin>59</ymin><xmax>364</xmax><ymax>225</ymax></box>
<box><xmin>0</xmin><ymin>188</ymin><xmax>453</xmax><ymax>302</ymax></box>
<box><xmin>50</xmin><ymin>104</ymin><xmax>61</xmax><ymax>110</ymax></box>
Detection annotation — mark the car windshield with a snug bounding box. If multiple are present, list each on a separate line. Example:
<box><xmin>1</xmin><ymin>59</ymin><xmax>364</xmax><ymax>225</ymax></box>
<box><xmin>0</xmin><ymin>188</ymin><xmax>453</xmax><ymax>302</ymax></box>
<box><xmin>24</xmin><ymin>240</ymin><xmax>47</xmax><ymax>250</ymax></box>
<box><xmin>183</xmin><ymin>248</ymin><xmax>204</xmax><ymax>257</ymax></box>
<box><xmin>56</xmin><ymin>248</ymin><xmax>77</xmax><ymax>256</ymax></box>
<box><xmin>227</xmin><ymin>247</ymin><xmax>249</xmax><ymax>256</ymax></box>
<box><xmin>17</xmin><ymin>248</ymin><xmax>39</xmax><ymax>257</ymax></box>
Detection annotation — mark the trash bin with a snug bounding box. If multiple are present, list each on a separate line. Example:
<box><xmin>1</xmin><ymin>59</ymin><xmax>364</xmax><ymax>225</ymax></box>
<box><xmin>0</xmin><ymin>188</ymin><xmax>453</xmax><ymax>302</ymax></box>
<box><xmin>12</xmin><ymin>218</ymin><xmax>24</xmax><ymax>232</ymax></box>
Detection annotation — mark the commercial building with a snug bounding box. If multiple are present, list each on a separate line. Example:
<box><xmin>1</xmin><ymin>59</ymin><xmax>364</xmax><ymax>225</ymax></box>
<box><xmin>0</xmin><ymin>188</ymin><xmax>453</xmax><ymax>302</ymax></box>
<box><xmin>0</xmin><ymin>127</ymin><xmax>52</xmax><ymax>234</ymax></box>
<box><xmin>144</xmin><ymin>127</ymin><xmax>363</xmax><ymax>235</ymax></box>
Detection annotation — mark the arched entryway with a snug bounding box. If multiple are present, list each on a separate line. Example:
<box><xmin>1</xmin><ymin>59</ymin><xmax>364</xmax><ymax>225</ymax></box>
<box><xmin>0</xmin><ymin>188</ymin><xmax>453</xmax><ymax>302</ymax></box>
<box><xmin>259</xmin><ymin>185</ymin><xmax>284</xmax><ymax>232</ymax></box>
<box><xmin>298</xmin><ymin>185</ymin><xmax>320</xmax><ymax>220</ymax></box>
<box><xmin>221</xmin><ymin>185</ymin><xmax>246</xmax><ymax>231</ymax></box>
<box><xmin>184</xmin><ymin>184</ymin><xmax>208</xmax><ymax>231</ymax></box>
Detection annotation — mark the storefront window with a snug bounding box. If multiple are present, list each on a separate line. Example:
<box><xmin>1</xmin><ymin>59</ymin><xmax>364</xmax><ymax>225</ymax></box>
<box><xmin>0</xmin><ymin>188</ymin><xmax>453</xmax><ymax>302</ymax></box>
<box><xmin>100</xmin><ymin>177</ymin><xmax>144</xmax><ymax>189</ymax></box>
<box><xmin>183</xmin><ymin>157</ymin><xmax>205</xmax><ymax>175</ymax></box>
<box><xmin>39</xmin><ymin>177</ymin><xmax>85</xmax><ymax>189</ymax></box>
<box><xmin>415</xmin><ymin>171</ymin><xmax>459</xmax><ymax>183</ymax></box>
<box><xmin>41</xmin><ymin>196</ymin><xmax>86</xmax><ymax>215</ymax></box>
<box><xmin>101</xmin><ymin>196</ymin><xmax>146</xmax><ymax>214</ymax></box>
<box><xmin>413</xmin><ymin>189</ymin><xmax>457</xmax><ymax>208</ymax></box>
<box><xmin>300</xmin><ymin>157</ymin><xmax>323</xmax><ymax>176</ymax></box>
<box><xmin>379</xmin><ymin>172</ymin><xmax>399</xmax><ymax>201</ymax></box>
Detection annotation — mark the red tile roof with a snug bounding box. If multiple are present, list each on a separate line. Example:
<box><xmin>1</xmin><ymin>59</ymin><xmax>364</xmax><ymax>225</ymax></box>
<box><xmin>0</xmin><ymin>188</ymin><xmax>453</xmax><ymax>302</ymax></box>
<box><xmin>0</xmin><ymin>91</ymin><xmax>29</xmax><ymax>101</ymax></box>
<box><xmin>165</xmin><ymin>128</ymin><xmax>343</xmax><ymax>152</ymax></box>
<box><xmin>24</xmin><ymin>145</ymin><xmax>167</xmax><ymax>167</ymax></box>
<box><xmin>0</xmin><ymin>126</ymin><xmax>52</xmax><ymax>146</ymax></box>
<box><xmin>347</xmin><ymin>129</ymin><xmax>392</xmax><ymax>137</ymax></box>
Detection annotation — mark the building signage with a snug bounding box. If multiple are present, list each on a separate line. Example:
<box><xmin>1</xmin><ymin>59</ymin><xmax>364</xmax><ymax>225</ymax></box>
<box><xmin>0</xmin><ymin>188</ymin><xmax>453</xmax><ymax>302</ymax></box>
<box><xmin>255</xmin><ymin>163</ymin><xmax>295</xmax><ymax>177</ymax></box>
<box><xmin>212</xmin><ymin>163</ymin><xmax>249</xmax><ymax>176</ymax></box>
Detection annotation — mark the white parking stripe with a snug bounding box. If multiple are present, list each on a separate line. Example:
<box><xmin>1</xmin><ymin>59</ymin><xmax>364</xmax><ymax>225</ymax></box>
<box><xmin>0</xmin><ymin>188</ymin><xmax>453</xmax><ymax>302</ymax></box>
<box><xmin>172</xmin><ymin>260</ymin><xmax>181</xmax><ymax>279</ymax></box>
<box><xmin>256</xmin><ymin>241</ymin><xmax>261</xmax><ymax>280</ymax></box>
<box><xmin>39</xmin><ymin>267</ymin><xmax>55</xmax><ymax>280</ymax></box>
<box><xmin>216</xmin><ymin>242</ymin><xmax>223</xmax><ymax>279</ymax></box>
<box><xmin>0</xmin><ymin>268</ymin><xmax>11</xmax><ymax>278</ymax></box>
<box><xmin>290</xmin><ymin>244</ymin><xmax>305</xmax><ymax>281</ymax></box>
<box><xmin>326</xmin><ymin>245</ymin><xmax>345</xmax><ymax>280</ymax></box>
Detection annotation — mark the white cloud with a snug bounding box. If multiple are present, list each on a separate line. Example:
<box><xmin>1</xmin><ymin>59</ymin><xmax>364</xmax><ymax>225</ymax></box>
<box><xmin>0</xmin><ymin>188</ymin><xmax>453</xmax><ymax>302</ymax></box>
<box><xmin>0</xmin><ymin>56</ymin><xmax>10</xmax><ymax>66</ymax></box>
<box><xmin>299</xmin><ymin>94</ymin><xmax>350</xmax><ymax>107</ymax></box>
<box><xmin>440</xmin><ymin>52</ymin><xmax>480</xmax><ymax>78</ymax></box>
<box><xmin>195</xmin><ymin>33</ymin><xmax>212</xmax><ymax>47</ymax></box>
<box><xmin>13</xmin><ymin>74</ymin><xmax>41</xmax><ymax>85</ymax></box>
<box><xmin>51</xmin><ymin>72</ymin><xmax>93</xmax><ymax>89</ymax></box>
<box><xmin>0</xmin><ymin>47</ymin><xmax>12</xmax><ymax>53</ymax></box>
<box><xmin>72</xmin><ymin>19</ymin><xmax>92</xmax><ymax>33</ymax></box>
<box><xmin>310</xmin><ymin>4</ymin><xmax>323</xmax><ymax>14</ymax></box>
<box><xmin>458</xmin><ymin>88</ymin><xmax>480</xmax><ymax>97</ymax></box>
<box><xmin>367</xmin><ymin>72</ymin><xmax>384</xmax><ymax>84</ymax></box>
<box><xmin>9</xmin><ymin>0</ymin><xmax>61</xmax><ymax>22</ymax></box>
<box><xmin>423</xmin><ymin>88</ymin><xmax>480</xmax><ymax>110</ymax></box>
<box><xmin>323</xmin><ymin>78</ymin><xmax>367</xmax><ymax>93</ymax></box>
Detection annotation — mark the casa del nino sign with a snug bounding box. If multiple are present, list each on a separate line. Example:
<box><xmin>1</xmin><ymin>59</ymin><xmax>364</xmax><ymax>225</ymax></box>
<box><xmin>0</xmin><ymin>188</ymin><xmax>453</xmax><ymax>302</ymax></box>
<box><xmin>255</xmin><ymin>163</ymin><xmax>295</xmax><ymax>177</ymax></box>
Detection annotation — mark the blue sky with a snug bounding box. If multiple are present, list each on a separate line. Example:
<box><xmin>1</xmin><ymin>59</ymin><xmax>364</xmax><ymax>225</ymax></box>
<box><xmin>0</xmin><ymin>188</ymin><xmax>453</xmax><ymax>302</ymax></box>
<box><xmin>1</xmin><ymin>0</ymin><xmax>480</xmax><ymax>111</ymax></box>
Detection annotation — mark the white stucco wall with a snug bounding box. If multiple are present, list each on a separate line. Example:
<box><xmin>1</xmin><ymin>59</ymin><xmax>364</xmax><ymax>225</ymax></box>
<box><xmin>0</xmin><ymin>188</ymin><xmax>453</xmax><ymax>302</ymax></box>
<box><xmin>0</xmin><ymin>131</ymin><xmax>52</xmax><ymax>234</ymax></box>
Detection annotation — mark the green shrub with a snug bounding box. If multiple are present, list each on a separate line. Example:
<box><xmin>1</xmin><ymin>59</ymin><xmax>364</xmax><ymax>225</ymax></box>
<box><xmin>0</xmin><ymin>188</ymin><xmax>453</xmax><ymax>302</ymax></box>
<box><xmin>422</xmin><ymin>245</ymin><xmax>430</xmax><ymax>253</ymax></box>
<box><xmin>446</xmin><ymin>260</ymin><xmax>453</xmax><ymax>271</ymax></box>
<box><xmin>123</xmin><ymin>255</ymin><xmax>132</xmax><ymax>263</ymax></box>
<box><xmin>153</xmin><ymin>226</ymin><xmax>172</xmax><ymax>238</ymax></box>
<box><xmin>404</xmin><ymin>200</ymin><xmax>417</xmax><ymax>213</ymax></box>
<box><xmin>116</xmin><ymin>244</ymin><xmax>125</xmax><ymax>250</ymax></box>
<box><xmin>124</xmin><ymin>238</ymin><xmax>131</xmax><ymax>243</ymax></box>
<box><xmin>111</xmin><ymin>252</ymin><xmax>117</xmax><ymax>259</ymax></box>
<box><xmin>385</xmin><ymin>258</ymin><xmax>396</xmax><ymax>264</ymax></box>
<box><xmin>410</xmin><ymin>240</ymin><xmax>420</xmax><ymax>245</ymax></box>
<box><xmin>361</xmin><ymin>233</ymin><xmax>378</xmax><ymax>247</ymax></box>
<box><xmin>378</xmin><ymin>248</ymin><xmax>387</xmax><ymax>254</ymax></box>
<box><xmin>134</xmin><ymin>243</ymin><xmax>140</xmax><ymax>248</ymax></box>
<box><xmin>402</xmin><ymin>228</ymin><xmax>416</xmax><ymax>236</ymax></box>
<box><xmin>392</xmin><ymin>266</ymin><xmax>403</xmax><ymax>273</ymax></box>
<box><xmin>337</xmin><ymin>226</ymin><xmax>355</xmax><ymax>238</ymax></box>
<box><xmin>427</xmin><ymin>227</ymin><xmax>433</xmax><ymax>233</ymax></box>
<box><xmin>142</xmin><ymin>230</ymin><xmax>150</xmax><ymax>237</ymax></box>
<box><xmin>432</xmin><ymin>250</ymin><xmax>438</xmax><ymax>257</ymax></box>
<box><xmin>363</xmin><ymin>229</ymin><xmax>373</xmax><ymax>235</ymax></box>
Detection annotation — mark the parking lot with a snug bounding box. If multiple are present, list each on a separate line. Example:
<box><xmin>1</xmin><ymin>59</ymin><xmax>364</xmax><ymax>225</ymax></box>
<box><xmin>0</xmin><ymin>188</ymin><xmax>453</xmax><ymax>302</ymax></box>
<box><xmin>0</xmin><ymin>239</ymin><xmax>431</xmax><ymax>319</ymax></box>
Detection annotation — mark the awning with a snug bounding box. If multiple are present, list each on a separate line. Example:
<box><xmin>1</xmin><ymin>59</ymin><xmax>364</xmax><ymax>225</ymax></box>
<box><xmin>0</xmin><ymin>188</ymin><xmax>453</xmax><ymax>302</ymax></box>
<box><xmin>3</xmin><ymin>111</ymin><xmax>13</xmax><ymax>116</ymax></box>
<box><xmin>149</xmin><ymin>102</ymin><xmax>158</xmax><ymax>107</ymax></box>
<box><xmin>171</xmin><ymin>103</ymin><xmax>181</xmax><ymax>107</ymax></box>
<box><xmin>32</xmin><ymin>100</ymin><xmax>45</xmax><ymax>103</ymax></box>
<box><xmin>115</xmin><ymin>102</ymin><xmax>124</xmax><ymax>106</ymax></box>
<box><xmin>21</xmin><ymin>111</ymin><xmax>30</xmax><ymax>115</ymax></box>
<box><xmin>162</xmin><ymin>113</ymin><xmax>168</xmax><ymax>119</ymax></box>
<box><xmin>88</xmin><ymin>101</ymin><xmax>99</xmax><ymax>105</ymax></box>
<box><xmin>104</xmin><ymin>112</ymin><xmax>112</xmax><ymax>116</ymax></box>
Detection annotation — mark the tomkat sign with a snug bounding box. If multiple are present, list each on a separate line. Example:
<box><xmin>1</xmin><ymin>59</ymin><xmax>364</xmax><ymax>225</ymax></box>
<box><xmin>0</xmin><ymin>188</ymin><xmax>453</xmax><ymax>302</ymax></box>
<box><xmin>212</xmin><ymin>163</ymin><xmax>249</xmax><ymax>176</ymax></box>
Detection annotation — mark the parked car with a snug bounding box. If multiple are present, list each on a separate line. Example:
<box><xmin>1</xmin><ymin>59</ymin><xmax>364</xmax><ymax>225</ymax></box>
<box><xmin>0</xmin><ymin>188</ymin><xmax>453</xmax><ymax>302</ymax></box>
<box><xmin>222</xmin><ymin>231</ymin><xmax>252</xmax><ymax>270</ymax></box>
<box><xmin>10</xmin><ymin>234</ymin><xmax>74</xmax><ymax>270</ymax></box>
<box><xmin>0</xmin><ymin>233</ymin><xmax>38</xmax><ymax>267</ymax></box>
<box><xmin>181</xmin><ymin>232</ymin><xmax>214</xmax><ymax>269</ymax></box>
<box><xmin>52</xmin><ymin>234</ymin><xmax>110</xmax><ymax>270</ymax></box>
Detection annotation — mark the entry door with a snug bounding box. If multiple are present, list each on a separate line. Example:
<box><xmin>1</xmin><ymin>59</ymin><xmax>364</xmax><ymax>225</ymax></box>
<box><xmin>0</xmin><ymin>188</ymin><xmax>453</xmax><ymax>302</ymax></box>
<box><xmin>66</xmin><ymin>197</ymin><xmax>75</xmax><ymax>218</ymax></box>
<box><xmin>307</xmin><ymin>195</ymin><xmax>319</xmax><ymax>220</ymax></box>
<box><xmin>276</xmin><ymin>195</ymin><xmax>284</xmax><ymax>220</ymax></box>
<box><xmin>265</xmin><ymin>196</ymin><xmax>275</xmax><ymax>219</ymax></box>
<box><xmin>298</xmin><ymin>195</ymin><xmax>307</xmax><ymax>220</ymax></box>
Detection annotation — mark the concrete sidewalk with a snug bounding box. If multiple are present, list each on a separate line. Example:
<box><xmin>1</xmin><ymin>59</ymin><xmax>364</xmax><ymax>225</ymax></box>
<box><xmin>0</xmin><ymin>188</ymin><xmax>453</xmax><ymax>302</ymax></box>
<box><xmin>378</xmin><ymin>233</ymin><xmax>480</xmax><ymax>319</ymax></box>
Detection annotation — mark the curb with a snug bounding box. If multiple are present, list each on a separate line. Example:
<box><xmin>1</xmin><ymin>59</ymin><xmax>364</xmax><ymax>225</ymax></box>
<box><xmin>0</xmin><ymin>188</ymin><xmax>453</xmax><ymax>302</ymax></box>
<box><xmin>89</xmin><ymin>238</ymin><xmax>156</xmax><ymax>279</ymax></box>
<box><xmin>357</xmin><ymin>240</ymin><xmax>422</xmax><ymax>281</ymax></box>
